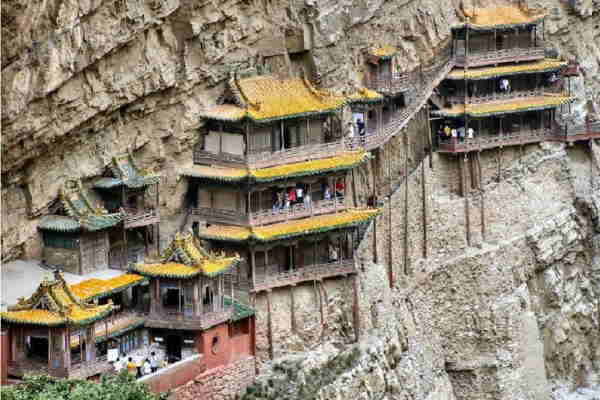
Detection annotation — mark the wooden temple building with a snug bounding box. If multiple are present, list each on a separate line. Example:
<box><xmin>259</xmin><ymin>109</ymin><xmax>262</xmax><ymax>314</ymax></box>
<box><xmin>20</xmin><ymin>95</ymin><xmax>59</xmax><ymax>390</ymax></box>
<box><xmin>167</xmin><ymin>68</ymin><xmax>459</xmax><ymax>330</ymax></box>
<box><xmin>38</xmin><ymin>152</ymin><xmax>160</xmax><ymax>274</ymax></box>
<box><xmin>1</xmin><ymin>233</ymin><xmax>255</xmax><ymax>385</ymax></box>
<box><xmin>182</xmin><ymin>72</ymin><xmax>381</xmax><ymax>295</ymax></box>
<box><xmin>131</xmin><ymin>232</ymin><xmax>255</xmax><ymax>370</ymax></box>
<box><xmin>431</xmin><ymin>2</ymin><xmax>574</xmax><ymax>153</ymax></box>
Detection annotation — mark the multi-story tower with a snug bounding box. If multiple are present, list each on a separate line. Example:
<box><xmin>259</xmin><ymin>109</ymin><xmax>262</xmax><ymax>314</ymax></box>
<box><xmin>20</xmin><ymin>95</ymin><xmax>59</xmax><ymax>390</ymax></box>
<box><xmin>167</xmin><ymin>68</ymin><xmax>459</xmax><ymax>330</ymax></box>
<box><xmin>182</xmin><ymin>72</ymin><xmax>381</xmax><ymax>298</ymax></box>
<box><xmin>430</xmin><ymin>2</ymin><xmax>573</xmax><ymax>153</ymax></box>
<box><xmin>93</xmin><ymin>152</ymin><xmax>161</xmax><ymax>267</ymax></box>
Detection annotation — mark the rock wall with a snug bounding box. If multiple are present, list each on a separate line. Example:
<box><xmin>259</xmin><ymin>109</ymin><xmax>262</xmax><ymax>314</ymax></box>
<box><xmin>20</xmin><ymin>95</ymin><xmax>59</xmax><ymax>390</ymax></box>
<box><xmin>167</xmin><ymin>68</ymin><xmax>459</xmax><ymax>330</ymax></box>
<box><xmin>2</xmin><ymin>0</ymin><xmax>600</xmax><ymax>398</ymax></box>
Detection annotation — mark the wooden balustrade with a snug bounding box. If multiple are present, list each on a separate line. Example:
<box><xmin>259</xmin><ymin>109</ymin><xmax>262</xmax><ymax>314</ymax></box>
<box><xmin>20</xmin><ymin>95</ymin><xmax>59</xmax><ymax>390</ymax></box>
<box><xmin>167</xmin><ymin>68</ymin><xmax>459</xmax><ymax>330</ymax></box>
<box><xmin>251</xmin><ymin>260</ymin><xmax>356</xmax><ymax>292</ymax></box>
<box><xmin>454</xmin><ymin>47</ymin><xmax>545</xmax><ymax>67</ymax></box>
<box><xmin>247</xmin><ymin>140</ymin><xmax>346</xmax><ymax>169</ymax></box>
<box><xmin>191</xmin><ymin>197</ymin><xmax>345</xmax><ymax>227</ymax></box>
<box><xmin>438</xmin><ymin>129</ymin><xmax>558</xmax><ymax>153</ymax></box>
<box><xmin>122</xmin><ymin>207</ymin><xmax>160</xmax><ymax>229</ymax></box>
<box><xmin>145</xmin><ymin>307</ymin><xmax>233</xmax><ymax>330</ymax></box>
<box><xmin>447</xmin><ymin>89</ymin><xmax>546</xmax><ymax>105</ymax></box>
<box><xmin>248</xmin><ymin>197</ymin><xmax>345</xmax><ymax>225</ymax></box>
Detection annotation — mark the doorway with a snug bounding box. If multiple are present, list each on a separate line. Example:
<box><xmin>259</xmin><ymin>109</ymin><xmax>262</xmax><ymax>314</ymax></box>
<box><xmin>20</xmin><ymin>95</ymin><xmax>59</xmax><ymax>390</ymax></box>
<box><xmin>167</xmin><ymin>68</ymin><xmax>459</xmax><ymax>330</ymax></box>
<box><xmin>165</xmin><ymin>335</ymin><xmax>182</xmax><ymax>363</ymax></box>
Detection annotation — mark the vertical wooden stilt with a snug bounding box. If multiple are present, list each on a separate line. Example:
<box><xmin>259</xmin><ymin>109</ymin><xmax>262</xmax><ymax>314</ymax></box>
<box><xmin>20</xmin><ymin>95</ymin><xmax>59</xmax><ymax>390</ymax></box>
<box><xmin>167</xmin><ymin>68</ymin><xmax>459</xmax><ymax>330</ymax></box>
<box><xmin>458</xmin><ymin>155</ymin><xmax>464</xmax><ymax>197</ymax></box>
<box><xmin>266</xmin><ymin>290</ymin><xmax>274</xmax><ymax>360</ymax></box>
<box><xmin>497</xmin><ymin>146</ymin><xmax>503</xmax><ymax>183</ymax></box>
<box><xmin>351</xmin><ymin>169</ymin><xmax>358</xmax><ymax>207</ymax></box>
<box><xmin>403</xmin><ymin>132</ymin><xmax>409</xmax><ymax>276</ymax></box>
<box><xmin>352</xmin><ymin>275</ymin><xmax>360</xmax><ymax>342</ymax></box>
<box><xmin>387</xmin><ymin>148</ymin><xmax>393</xmax><ymax>288</ymax></box>
<box><xmin>290</xmin><ymin>284</ymin><xmax>296</xmax><ymax>333</ymax></box>
<box><xmin>421</xmin><ymin>159</ymin><xmax>428</xmax><ymax>259</ymax></box>
<box><xmin>464</xmin><ymin>155</ymin><xmax>471</xmax><ymax>246</ymax></box>
<box><xmin>477</xmin><ymin>152</ymin><xmax>486</xmax><ymax>242</ymax></box>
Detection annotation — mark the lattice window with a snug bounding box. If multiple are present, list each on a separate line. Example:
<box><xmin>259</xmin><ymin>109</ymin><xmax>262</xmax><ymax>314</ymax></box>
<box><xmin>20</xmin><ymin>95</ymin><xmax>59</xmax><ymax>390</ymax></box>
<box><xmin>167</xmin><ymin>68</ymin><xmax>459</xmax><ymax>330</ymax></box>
<box><xmin>43</xmin><ymin>232</ymin><xmax>79</xmax><ymax>249</ymax></box>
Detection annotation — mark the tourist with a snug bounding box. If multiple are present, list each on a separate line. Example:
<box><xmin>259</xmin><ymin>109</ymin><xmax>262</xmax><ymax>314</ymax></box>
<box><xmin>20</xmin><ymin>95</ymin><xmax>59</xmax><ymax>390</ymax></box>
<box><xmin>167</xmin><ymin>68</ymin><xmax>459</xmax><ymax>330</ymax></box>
<box><xmin>127</xmin><ymin>357</ymin><xmax>137</xmax><ymax>377</ymax></box>
<box><xmin>296</xmin><ymin>186</ymin><xmax>303</xmax><ymax>204</ymax></box>
<box><xmin>284</xmin><ymin>192</ymin><xmax>291</xmax><ymax>209</ymax></box>
<box><xmin>324</xmin><ymin>186</ymin><xmax>332</xmax><ymax>200</ymax></box>
<box><xmin>303</xmin><ymin>192</ymin><xmax>312</xmax><ymax>207</ymax></box>
<box><xmin>287</xmin><ymin>187</ymin><xmax>297</xmax><ymax>204</ymax></box>
<box><xmin>328</xmin><ymin>244</ymin><xmax>338</xmax><ymax>263</ymax></box>
<box><xmin>467</xmin><ymin>127</ymin><xmax>474</xmax><ymax>140</ymax></box>
<box><xmin>346</xmin><ymin>122</ymin><xmax>355</xmax><ymax>139</ymax></box>
<box><xmin>356</xmin><ymin>118</ymin><xmax>365</xmax><ymax>136</ymax></box>
<box><xmin>150</xmin><ymin>352</ymin><xmax>159</xmax><ymax>373</ymax></box>
<box><xmin>335</xmin><ymin>180</ymin><xmax>345</xmax><ymax>197</ymax></box>
<box><xmin>457</xmin><ymin>126</ymin><xmax>465</xmax><ymax>142</ymax></box>
<box><xmin>451</xmin><ymin>128</ymin><xmax>458</xmax><ymax>142</ymax></box>
<box><xmin>272</xmin><ymin>192</ymin><xmax>281</xmax><ymax>212</ymax></box>
<box><xmin>444</xmin><ymin>125</ymin><xmax>451</xmax><ymax>138</ymax></box>
<box><xmin>143</xmin><ymin>359</ymin><xmax>152</xmax><ymax>376</ymax></box>
<box><xmin>500</xmin><ymin>78</ymin><xmax>510</xmax><ymax>93</ymax></box>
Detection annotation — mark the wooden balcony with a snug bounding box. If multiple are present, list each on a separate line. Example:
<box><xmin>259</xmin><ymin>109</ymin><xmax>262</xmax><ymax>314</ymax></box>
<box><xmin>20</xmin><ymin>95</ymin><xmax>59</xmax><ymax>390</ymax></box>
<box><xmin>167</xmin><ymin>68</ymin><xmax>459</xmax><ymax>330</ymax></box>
<box><xmin>366</xmin><ymin>72</ymin><xmax>411</xmax><ymax>94</ymax></box>
<box><xmin>251</xmin><ymin>259</ymin><xmax>356</xmax><ymax>292</ymax></box>
<box><xmin>144</xmin><ymin>307</ymin><xmax>233</xmax><ymax>330</ymax></box>
<box><xmin>248</xmin><ymin>197</ymin><xmax>346</xmax><ymax>226</ymax></box>
<box><xmin>246</xmin><ymin>140</ymin><xmax>346</xmax><ymax>169</ymax></box>
<box><xmin>191</xmin><ymin>197</ymin><xmax>346</xmax><ymax>227</ymax></box>
<box><xmin>437</xmin><ymin>129</ymin><xmax>557</xmax><ymax>153</ymax></box>
<box><xmin>454</xmin><ymin>47</ymin><xmax>545</xmax><ymax>68</ymax></box>
<box><xmin>446</xmin><ymin>89</ymin><xmax>546</xmax><ymax>106</ymax></box>
<box><xmin>193</xmin><ymin>150</ymin><xmax>245</xmax><ymax>166</ymax></box>
<box><xmin>122</xmin><ymin>207</ymin><xmax>160</xmax><ymax>229</ymax></box>
<box><xmin>190</xmin><ymin>207</ymin><xmax>248</xmax><ymax>226</ymax></box>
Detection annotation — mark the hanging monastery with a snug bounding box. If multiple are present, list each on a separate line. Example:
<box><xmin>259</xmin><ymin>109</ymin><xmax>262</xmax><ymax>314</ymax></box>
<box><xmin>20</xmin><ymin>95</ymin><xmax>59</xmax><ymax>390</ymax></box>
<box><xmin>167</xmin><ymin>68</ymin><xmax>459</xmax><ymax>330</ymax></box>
<box><xmin>1</xmin><ymin>1</ymin><xmax>598</xmax><ymax>398</ymax></box>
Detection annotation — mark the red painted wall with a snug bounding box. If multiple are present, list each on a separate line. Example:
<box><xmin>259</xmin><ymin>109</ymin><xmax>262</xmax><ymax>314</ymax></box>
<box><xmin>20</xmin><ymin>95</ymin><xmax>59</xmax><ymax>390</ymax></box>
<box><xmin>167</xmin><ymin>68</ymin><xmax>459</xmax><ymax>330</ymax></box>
<box><xmin>141</xmin><ymin>356</ymin><xmax>206</xmax><ymax>393</ymax></box>
<box><xmin>1</xmin><ymin>329</ymin><xmax>9</xmax><ymax>385</ymax></box>
<box><xmin>198</xmin><ymin>323</ymin><xmax>231</xmax><ymax>370</ymax></box>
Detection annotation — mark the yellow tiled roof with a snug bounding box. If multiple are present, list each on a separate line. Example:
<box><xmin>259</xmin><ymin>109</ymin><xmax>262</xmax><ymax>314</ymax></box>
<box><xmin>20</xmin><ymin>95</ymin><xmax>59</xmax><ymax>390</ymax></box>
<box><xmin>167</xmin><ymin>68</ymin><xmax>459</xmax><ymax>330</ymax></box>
<box><xmin>199</xmin><ymin>208</ymin><xmax>381</xmax><ymax>242</ymax></box>
<box><xmin>132</xmin><ymin>232</ymin><xmax>240</xmax><ymax>278</ymax></box>
<box><xmin>181</xmin><ymin>151</ymin><xmax>369</xmax><ymax>183</ymax></box>
<box><xmin>251</xmin><ymin>151</ymin><xmax>369</xmax><ymax>182</ymax></box>
<box><xmin>347</xmin><ymin>88</ymin><xmax>384</xmax><ymax>103</ymax></box>
<box><xmin>69</xmin><ymin>274</ymin><xmax>146</xmax><ymax>301</ymax></box>
<box><xmin>462</xmin><ymin>5</ymin><xmax>547</xmax><ymax>28</ymax></box>
<box><xmin>200</xmin><ymin>104</ymin><xmax>247</xmax><ymax>122</ymax></box>
<box><xmin>1</xmin><ymin>272</ymin><xmax>114</xmax><ymax>327</ymax></box>
<box><xmin>370</xmin><ymin>45</ymin><xmax>397</xmax><ymax>58</ymax></box>
<box><xmin>446</xmin><ymin>59</ymin><xmax>567</xmax><ymax>80</ymax></box>
<box><xmin>434</xmin><ymin>95</ymin><xmax>572</xmax><ymax>117</ymax></box>
<box><xmin>202</xmin><ymin>76</ymin><xmax>345</xmax><ymax>122</ymax></box>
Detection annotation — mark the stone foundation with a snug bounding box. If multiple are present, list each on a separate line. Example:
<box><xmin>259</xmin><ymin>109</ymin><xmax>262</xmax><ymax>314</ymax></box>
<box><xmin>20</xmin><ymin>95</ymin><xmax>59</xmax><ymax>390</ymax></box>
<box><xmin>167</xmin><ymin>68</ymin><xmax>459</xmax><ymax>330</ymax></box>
<box><xmin>173</xmin><ymin>356</ymin><xmax>256</xmax><ymax>400</ymax></box>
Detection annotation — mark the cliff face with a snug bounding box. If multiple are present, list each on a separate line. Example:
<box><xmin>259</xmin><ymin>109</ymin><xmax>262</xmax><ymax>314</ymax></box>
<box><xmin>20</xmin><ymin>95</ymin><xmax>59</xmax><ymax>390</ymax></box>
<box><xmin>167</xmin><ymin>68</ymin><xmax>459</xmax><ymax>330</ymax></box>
<box><xmin>2</xmin><ymin>0</ymin><xmax>599</xmax><ymax>399</ymax></box>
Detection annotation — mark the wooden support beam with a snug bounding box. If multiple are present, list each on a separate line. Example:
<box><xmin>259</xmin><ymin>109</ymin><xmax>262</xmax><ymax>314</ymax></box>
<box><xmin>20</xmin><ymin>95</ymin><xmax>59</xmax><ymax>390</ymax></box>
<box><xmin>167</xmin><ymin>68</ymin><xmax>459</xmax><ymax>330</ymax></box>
<box><xmin>351</xmin><ymin>169</ymin><xmax>358</xmax><ymax>207</ymax></box>
<box><xmin>458</xmin><ymin>155</ymin><xmax>464</xmax><ymax>197</ymax></box>
<box><xmin>403</xmin><ymin>132</ymin><xmax>409</xmax><ymax>275</ymax></box>
<box><xmin>371</xmin><ymin>154</ymin><xmax>378</xmax><ymax>264</ymax></box>
<box><xmin>477</xmin><ymin>152</ymin><xmax>486</xmax><ymax>242</ymax></box>
<box><xmin>266</xmin><ymin>290</ymin><xmax>274</xmax><ymax>360</ymax></box>
<box><xmin>464</xmin><ymin>155</ymin><xmax>471</xmax><ymax>247</ymax></box>
<box><xmin>421</xmin><ymin>159</ymin><xmax>428</xmax><ymax>259</ymax></box>
<box><xmin>352</xmin><ymin>275</ymin><xmax>360</xmax><ymax>342</ymax></box>
<box><xmin>387</xmin><ymin>148</ymin><xmax>394</xmax><ymax>288</ymax></box>
<box><xmin>290</xmin><ymin>284</ymin><xmax>296</xmax><ymax>333</ymax></box>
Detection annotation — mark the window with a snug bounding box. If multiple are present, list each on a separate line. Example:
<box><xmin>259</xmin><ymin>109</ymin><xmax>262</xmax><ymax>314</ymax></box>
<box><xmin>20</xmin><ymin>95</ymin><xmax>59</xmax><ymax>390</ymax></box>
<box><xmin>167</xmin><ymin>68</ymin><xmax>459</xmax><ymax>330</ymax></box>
<box><xmin>43</xmin><ymin>232</ymin><xmax>78</xmax><ymax>249</ymax></box>
<box><xmin>211</xmin><ymin>335</ymin><xmax>219</xmax><ymax>354</ymax></box>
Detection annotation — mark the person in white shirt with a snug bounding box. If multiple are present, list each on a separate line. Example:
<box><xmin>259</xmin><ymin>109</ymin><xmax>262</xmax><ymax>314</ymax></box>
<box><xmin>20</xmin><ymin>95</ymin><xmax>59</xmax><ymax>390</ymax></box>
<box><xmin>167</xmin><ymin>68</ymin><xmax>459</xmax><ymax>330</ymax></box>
<box><xmin>467</xmin><ymin>127</ymin><xmax>474</xmax><ymax>139</ymax></box>
<box><xmin>143</xmin><ymin>359</ymin><xmax>152</xmax><ymax>376</ymax></box>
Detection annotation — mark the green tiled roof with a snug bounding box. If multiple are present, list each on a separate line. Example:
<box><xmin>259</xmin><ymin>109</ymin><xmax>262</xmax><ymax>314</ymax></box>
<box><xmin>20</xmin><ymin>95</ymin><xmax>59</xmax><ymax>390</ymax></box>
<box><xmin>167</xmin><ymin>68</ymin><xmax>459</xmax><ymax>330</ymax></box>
<box><xmin>39</xmin><ymin>216</ymin><xmax>81</xmax><ymax>232</ymax></box>
<box><xmin>80</xmin><ymin>214</ymin><xmax>123</xmax><ymax>231</ymax></box>
<box><xmin>224</xmin><ymin>297</ymin><xmax>255</xmax><ymax>322</ymax></box>
<box><xmin>95</xmin><ymin>152</ymin><xmax>160</xmax><ymax>189</ymax></box>
<box><xmin>95</xmin><ymin>317</ymin><xmax>146</xmax><ymax>344</ymax></box>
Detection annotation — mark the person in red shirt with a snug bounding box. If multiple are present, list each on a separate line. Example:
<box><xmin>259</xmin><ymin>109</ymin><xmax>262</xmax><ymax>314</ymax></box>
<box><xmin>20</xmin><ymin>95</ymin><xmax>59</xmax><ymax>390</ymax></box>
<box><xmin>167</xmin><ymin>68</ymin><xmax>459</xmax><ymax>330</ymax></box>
<box><xmin>288</xmin><ymin>187</ymin><xmax>297</xmax><ymax>203</ymax></box>
<box><xmin>335</xmin><ymin>181</ymin><xmax>345</xmax><ymax>197</ymax></box>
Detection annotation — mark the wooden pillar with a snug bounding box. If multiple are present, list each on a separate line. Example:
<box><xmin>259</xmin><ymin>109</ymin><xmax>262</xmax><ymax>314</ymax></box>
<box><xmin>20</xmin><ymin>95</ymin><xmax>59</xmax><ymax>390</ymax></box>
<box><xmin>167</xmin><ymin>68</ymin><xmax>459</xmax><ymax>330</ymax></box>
<box><xmin>351</xmin><ymin>169</ymin><xmax>358</xmax><ymax>207</ymax></box>
<box><xmin>280</xmin><ymin>120</ymin><xmax>285</xmax><ymax>150</ymax></box>
<box><xmin>421</xmin><ymin>159</ymin><xmax>428</xmax><ymax>259</ymax></box>
<box><xmin>290</xmin><ymin>284</ymin><xmax>296</xmax><ymax>333</ymax></box>
<box><xmin>464</xmin><ymin>155</ymin><xmax>471</xmax><ymax>247</ymax></box>
<box><xmin>352</xmin><ymin>275</ymin><xmax>360</xmax><ymax>342</ymax></box>
<box><xmin>426</xmin><ymin>104</ymin><xmax>434</xmax><ymax>169</ymax></box>
<box><xmin>306</xmin><ymin>117</ymin><xmax>311</xmax><ymax>145</ymax></box>
<box><xmin>123</xmin><ymin>227</ymin><xmax>128</xmax><ymax>269</ymax></box>
<box><xmin>371</xmin><ymin>154</ymin><xmax>378</xmax><ymax>263</ymax></box>
<box><xmin>403</xmin><ymin>132</ymin><xmax>409</xmax><ymax>275</ymax></box>
<box><xmin>245</xmin><ymin>120</ymin><xmax>250</xmax><ymax>156</ymax></box>
<box><xmin>387</xmin><ymin>149</ymin><xmax>393</xmax><ymax>288</ymax></box>
<box><xmin>266</xmin><ymin>290</ymin><xmax>274</xmax><ymax>360</ymax></box>
<box><xmin>1</xmin><ymin>329</ymin><xmax>9</xmax><ymax>384</ymax></box>
<box><xmin>478</xmin><ymin>152</ymin><xmax>486</xmax><ymax>242</ymax></box>
<box><xmin>251</xmin><ymin>250</ymin><xmax>256</xmax><ymax>289</ymax></box>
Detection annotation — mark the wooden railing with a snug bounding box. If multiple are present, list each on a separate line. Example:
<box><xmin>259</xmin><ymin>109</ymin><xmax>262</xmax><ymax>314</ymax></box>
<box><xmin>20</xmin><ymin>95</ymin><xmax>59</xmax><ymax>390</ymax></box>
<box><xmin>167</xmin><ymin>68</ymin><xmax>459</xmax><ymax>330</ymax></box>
<box><xmin>193</xmin><ymin>149</ymin><xmax>245</xmax><ymax>166</ymax></box>
<box><xmin>251</xmin><ymin>260</ymin><xmax>356</xmax><ymax>292</ymax></box>
<box><xmin>190</xmin><ymin>207</ymin><xmax>248</xmax><ymax>225</ymax></box>
<box><xmin>247</xmin><ymin>140</ymin><xmax>345</xmax><ymax>169</ymax></box>
<box><xmin>447</xmin><ymin>89</ymin><xmax>546</xmax><ymax>105</ymax></box>
<box><xmin>145</xmin><ymin>307</ymin><xmax>233</xmax><ymax>330</ymax></box>
<box><xmin>69</xmin><ymin>356</ymin><xmax>113</xmax><ymax>379</ymax></box>
<box><xmin>121</xmin><ymin>207</ymin><xmax>160</xmax><ymax>229</ymax></box>
<box><xmin>454</xmin><ymin>46</ymin><xmax>545</xmax><ymax>67</ymax></box>
<box><xmin>248</xmin><ymin>197</ymin><xmax>345</xmax><ymax>225</ymax></box>
<box><xmin>366</xmin><ymin>71</ymin><xmax>411</xmax><ymax>94</ymax></box>
<box><xmin>438</xmin><ymin>129</ymin><xmax>557</xmax><ymax>153</ymax></box>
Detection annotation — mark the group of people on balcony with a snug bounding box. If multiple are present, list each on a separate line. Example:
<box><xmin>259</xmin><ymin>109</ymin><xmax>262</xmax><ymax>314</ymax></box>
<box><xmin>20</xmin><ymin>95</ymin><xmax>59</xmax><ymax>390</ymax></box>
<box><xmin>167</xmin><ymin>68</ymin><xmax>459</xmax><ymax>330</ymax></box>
<box><xmin>346</xmin><ymin>118</ymin><xmax>366</xmax><ymax>139</ymax></box>
<box><xmin>271</xmin><ymin>182</ymin><xmax>345</xmax><ymax>212</ymax></box>
<box><xmin>439</xmin><ymin>124</ymin><xmax>475</xmax><ymax>143</ymax></box>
